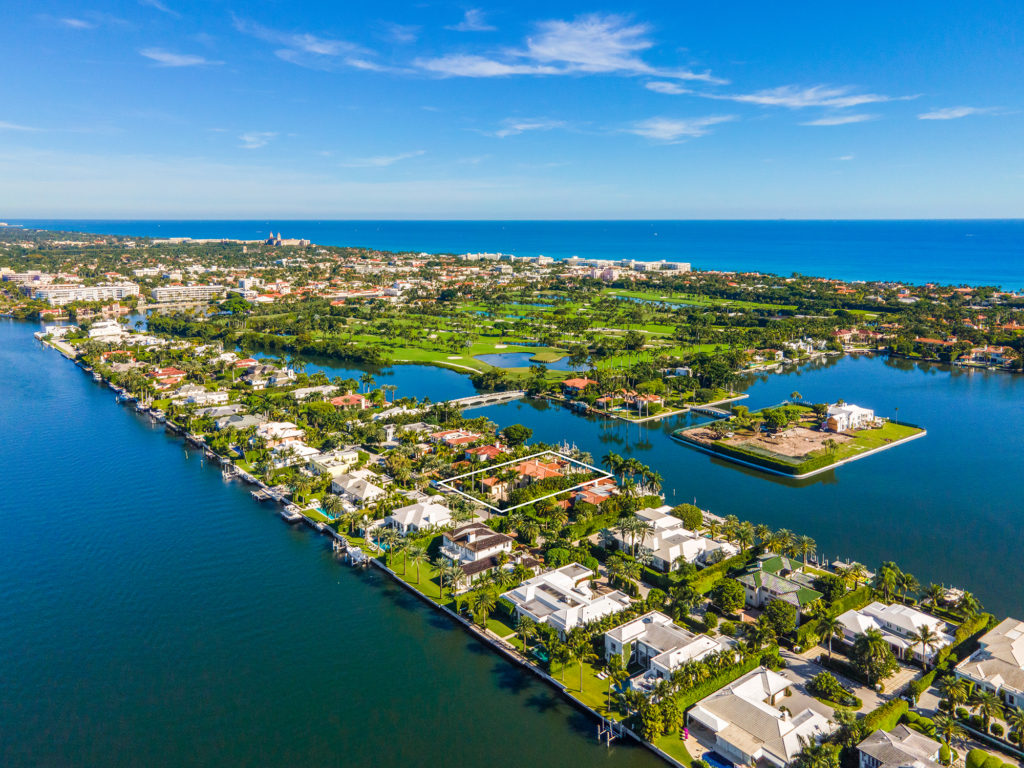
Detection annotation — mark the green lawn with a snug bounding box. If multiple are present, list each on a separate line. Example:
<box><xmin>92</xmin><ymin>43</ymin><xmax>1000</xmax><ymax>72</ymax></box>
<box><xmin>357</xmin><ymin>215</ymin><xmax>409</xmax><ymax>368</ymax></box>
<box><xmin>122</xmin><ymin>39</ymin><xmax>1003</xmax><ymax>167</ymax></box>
<box><xmin>653</xmin><ymin>733</ymin><xmax>694</xmax><ymax>766</ymax></box>
<box><xmin>300</xmin><ymin>508</ymin><xmax>329</xmax><ymax>523</ymax></box>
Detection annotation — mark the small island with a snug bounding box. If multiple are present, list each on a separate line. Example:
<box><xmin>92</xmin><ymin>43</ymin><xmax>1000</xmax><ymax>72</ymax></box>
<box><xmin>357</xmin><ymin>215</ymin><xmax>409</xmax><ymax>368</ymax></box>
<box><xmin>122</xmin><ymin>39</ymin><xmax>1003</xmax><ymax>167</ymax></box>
<box><xmin>672</xmin><ymin>400</ymin><xmax>926</xmax><ymax>478</ymax></box>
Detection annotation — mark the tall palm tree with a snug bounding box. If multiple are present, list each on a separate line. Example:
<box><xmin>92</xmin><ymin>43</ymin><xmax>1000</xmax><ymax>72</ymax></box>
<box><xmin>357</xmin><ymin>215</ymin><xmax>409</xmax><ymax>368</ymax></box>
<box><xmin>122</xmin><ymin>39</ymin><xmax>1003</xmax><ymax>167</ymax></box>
<box><xmin>971</xmin><ymin>688</ymin><xmax>1003</xmax><ymax>732</ymax></box>
<box><xmin>736</xmin><ymin>521</ymin><xmax>755</xmax><ymax>552</ymax></box>
<box><xmin>818</xmin><ymin>614</ymin><xmax>844</xmax><ymax>659</ymax></box>
<box><xmin>937</xmin><ymin>676</ymin><xmax>970</xmax><ymax>708</ymax></box>
<box><xmin>1005</xmin><ymin>707</ymin><xmax>1024</xmax><ymax>747</ymax></box>
<box><xmin>569</xmin><ymin>635</ymin><xmax>598</xmax><ymax>692</ymax></box>
<box><xmin>516</xmin><ymin>615</ymin><xmax>537</xmax><ymax>653</ymax></box>
<box><xmin>846</xmin><ymin>562</ymin><xmax>869</xmax><ymax>590</ymax></box>
<box><xmin>933</xmin><ymin>713</ymin><xmax>967</xmax><ymax>752</ymax></box>
<box><xmin>958</xmin><ymin>590</ymin><xmax>982</xmax><ymax>618</ymax></box>
<box><xmin>907</xmin><ymin>624</ymin><xmax>941</xmax><ymax>668</ymax></box>
<box><xmin>392</xmin><ymin>536</ymin><xmax>410</xmax><ymax>574</ymax></box>
<box><xmin>923</xmin><ymin>582</ymin><xmax>946</xmax><ymax>607</ymax></box>
<box><xmin>468</xmin><ymin>588</ymin><xmax>496</xmax><ymax>628</ymax></box>
<box><xmin>795</xmin><ymin>534</ymin><xmax>816</xmax><ymax>570</ymax></box>
<box><xmin>407</xmin><ymin>543</ymin><xmax>428</xmax><ymax>584</ymax></box>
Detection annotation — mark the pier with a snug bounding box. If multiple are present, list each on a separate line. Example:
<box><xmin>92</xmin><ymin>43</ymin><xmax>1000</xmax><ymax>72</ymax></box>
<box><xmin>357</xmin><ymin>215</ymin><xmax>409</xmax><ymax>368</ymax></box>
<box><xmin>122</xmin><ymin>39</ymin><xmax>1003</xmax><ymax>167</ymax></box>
<box><xmin>443</xmin><ymin>390</ymin><xmax>526</xmax><ymax>409</ymax></box>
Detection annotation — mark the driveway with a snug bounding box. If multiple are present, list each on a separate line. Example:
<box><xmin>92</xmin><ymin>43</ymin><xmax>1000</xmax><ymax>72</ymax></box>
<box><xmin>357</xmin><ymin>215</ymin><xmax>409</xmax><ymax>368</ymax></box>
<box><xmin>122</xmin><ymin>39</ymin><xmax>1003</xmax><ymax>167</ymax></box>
<box><xmin>780</xmin><ymin>649</ymin><xmax>885</xmax><ymax>713</ymax></box>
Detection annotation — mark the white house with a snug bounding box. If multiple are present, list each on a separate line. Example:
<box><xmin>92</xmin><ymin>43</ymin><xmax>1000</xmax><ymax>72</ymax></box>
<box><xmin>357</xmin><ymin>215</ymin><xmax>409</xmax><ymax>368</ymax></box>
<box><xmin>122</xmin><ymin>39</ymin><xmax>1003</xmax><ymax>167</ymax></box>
<box><xmin>857</xmin><ymin>726</ymin><xmax>942</xmax><ymax>768</ymax></box>
<box><xmin>836</xmin><ymin>602</ymin><xmax>953</xmax><ymax>664</ymax></box>
<box><xmin>824</xmin><ymin>403</ymin><xmax>876</xmax><ymax>433</ymax></box>
<box><xmin>330</xmin><ymin>472</ymin><xmax>385</xmax><ymax>507</ymax></box>
<box><xmin>290</xmin><ymin>384</ymin><xmax>338</xmax><ymax>400</ymax></box>
<box><xmin>441</xmin><ymin>523</ymin><xmax>515</xmax><ymax>584</ymax></box>
<box><xmin>688</xmin><ymin>667</ymin><xmax>834</xmax><ymax>768</ymax></box>
<box><xmin>270</xmin><ymin>441</ymin><xmax>320</xmax><ymax>469</ymax></box>
<box><xmin>502</xmin><ymin>563</ymin><xmax>631</xmax><ymax>638</ymax></box>
<box><xmin>385</xmin><ymin>502</ymin><xmax>452</xmax><ymax>535</ymax></box>
<box><xmin>87</xmin><ymin>320</ymin><xmax>125</xmax><ymax>342</ymax></box>
<box><xmin>955</xmin><ymin>617</ymin><xmax>1024</xmax><ymax>708</ymax></box>
<box><xmin>612</xmin><ymin>506</ymin><xmax>738</xmax><ymax>571</ymax></box>
<box><xmin>604</xmin><ymin>611</ymin><xmax>727</xmax><ymax>691</ymax></box>
<box><xmin>185</xmin><ymin>390</ymin><xmax>229</xmax><ymax>406</ymax></box>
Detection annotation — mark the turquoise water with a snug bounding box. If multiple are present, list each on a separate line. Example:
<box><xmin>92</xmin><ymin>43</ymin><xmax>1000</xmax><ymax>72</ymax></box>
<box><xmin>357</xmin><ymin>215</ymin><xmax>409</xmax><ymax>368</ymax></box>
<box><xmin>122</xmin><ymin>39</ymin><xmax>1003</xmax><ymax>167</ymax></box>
<box><xmin>11</xmin><ymin>219</ymin><xmax>1024</xmax><ymax>288</ymax></box>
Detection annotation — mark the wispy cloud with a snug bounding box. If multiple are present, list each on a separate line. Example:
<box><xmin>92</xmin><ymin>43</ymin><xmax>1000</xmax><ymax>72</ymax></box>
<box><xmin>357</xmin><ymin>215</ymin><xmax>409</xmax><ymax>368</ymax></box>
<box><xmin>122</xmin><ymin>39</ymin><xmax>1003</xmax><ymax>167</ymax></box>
<box><xmin>626</xmin><ymin>115</ymin><xmax>735</xmax><ymax>142</ymax></box>
<box><xmin>381</xmin><ymin>23</ymin><xmax>419</xmax><ymax>44</ymax></box>
<box><xmin>0</xmin><ymin>121</ymin><xmax>41</xmax><ymax>132</ymax></box>
<box><xmin>139</xmin><ymin>0</ymin><xmax>180</xmax><ymax>18</ymax></box>
<box><xmin>491</xmin><ymin>118</ymin><xmax>564</xmax><ymax>138</ymax></box>
<box><xmin>140</xmin><ymin>48</ymin><xmax>222</xmax><ymax>67</ymax></box>
<box><xmin>60</xmin><ymin>17</ymin><xmax>96</xmax><ymax>29</ymax></box>
<box><xmin>837</xmin><ymin>155</ymin><xmax>855</xmax><ymax>161</ymax></box>
<box><xmin>645</xmin><ymin>81</ymin><xmax>690</xmax><ymax>95</ymax></box>
<box><xmin>239</xmin><ymin>132</ymin><xmax>277</xmax><ymax>149</ymax></box>
<box><xmin>233</xmin><ymin>17</ymin><xmax>387</xmax><ymax>72</ymax></box>
<box><xmin>341</xmin><ymin>150</ymin><xmax>425</xmax><ymax>167</ymax></box>
<box><xmin>801</xmin><ymin>114</ymin><xmax>877</xmax><ymax>126</ymax></box>
<box><xmin>707</xmin><ymin>84</ymin><xmax>914</xmax><ymax>109</ymax></box>
<box><xmin>917</xmin><ymin>106</ymin><xmax>993</xmax><ymax>120</ymax></box>
<box><xmin>446</xmin><ymin>9</ymin><xmax>496</xmax><ymax>32</ymax></box>
<box><xmin>418</xmin><ymin>13</ymin><xmax>721</xmax><ymax>82</ymax></box>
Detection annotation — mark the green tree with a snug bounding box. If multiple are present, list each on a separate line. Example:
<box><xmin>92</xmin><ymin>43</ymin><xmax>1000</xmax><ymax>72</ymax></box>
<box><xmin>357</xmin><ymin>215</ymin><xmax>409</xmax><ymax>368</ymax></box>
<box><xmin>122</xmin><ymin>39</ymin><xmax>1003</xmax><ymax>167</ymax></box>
<box><xmin>711</xmin><ymin>579</ymin><xmax>745</xmax><ymax>614</ymax></box>
<box><xmin>850</xmin><ymin>627</ymin><xmax>899</xmax><ymax>685</ymax></box>
<box><xmin>760</xmin><ymin>600</ymin><xmax>798</xmax><ymax>637</ymax></box>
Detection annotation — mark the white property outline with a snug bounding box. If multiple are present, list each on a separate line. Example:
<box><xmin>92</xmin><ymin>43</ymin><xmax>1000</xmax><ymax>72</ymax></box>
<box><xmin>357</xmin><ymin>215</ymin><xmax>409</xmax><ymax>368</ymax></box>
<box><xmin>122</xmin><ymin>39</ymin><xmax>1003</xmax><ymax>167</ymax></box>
<box><xmin>435</xmin><ymin>450</ymin><xmax>613</xmax><ymax>514</ymax></box>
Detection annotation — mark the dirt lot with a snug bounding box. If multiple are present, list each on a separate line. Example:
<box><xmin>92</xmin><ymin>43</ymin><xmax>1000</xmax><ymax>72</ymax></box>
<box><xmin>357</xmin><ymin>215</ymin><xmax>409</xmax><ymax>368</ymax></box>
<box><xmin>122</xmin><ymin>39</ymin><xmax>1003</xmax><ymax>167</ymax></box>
<box><xmin>687</xmin><ymin>424</ymin><xmax>851</xmax><ymax>460</ymax></box>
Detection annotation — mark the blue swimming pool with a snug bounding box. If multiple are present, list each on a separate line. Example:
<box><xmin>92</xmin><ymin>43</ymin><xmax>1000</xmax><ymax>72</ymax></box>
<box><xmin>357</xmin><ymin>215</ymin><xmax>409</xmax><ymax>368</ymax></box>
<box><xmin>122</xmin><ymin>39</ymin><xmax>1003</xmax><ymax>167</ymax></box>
<box><xmin>701</xmin><ymin>751</ymin><xmax>734</xmax><ymax>768</ymax></box>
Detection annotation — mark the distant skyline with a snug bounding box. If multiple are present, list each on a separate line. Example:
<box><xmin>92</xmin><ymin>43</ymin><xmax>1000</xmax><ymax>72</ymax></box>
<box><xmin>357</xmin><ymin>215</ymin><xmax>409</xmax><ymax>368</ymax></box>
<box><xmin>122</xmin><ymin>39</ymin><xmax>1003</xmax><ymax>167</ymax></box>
<box><xmin>3</xmin><ymin>1</ymin><xmax>1023</xmax><ymax>218</ymax></box>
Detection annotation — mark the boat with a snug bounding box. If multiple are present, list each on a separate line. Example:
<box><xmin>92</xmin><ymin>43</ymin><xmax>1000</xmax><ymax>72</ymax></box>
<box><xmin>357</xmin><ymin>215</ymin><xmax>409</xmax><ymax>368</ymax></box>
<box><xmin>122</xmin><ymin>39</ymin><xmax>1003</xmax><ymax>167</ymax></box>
<box><xmin>92</xmin><ymin>373</ymin><xmax>102</xmax><ymax>382</ymax></box>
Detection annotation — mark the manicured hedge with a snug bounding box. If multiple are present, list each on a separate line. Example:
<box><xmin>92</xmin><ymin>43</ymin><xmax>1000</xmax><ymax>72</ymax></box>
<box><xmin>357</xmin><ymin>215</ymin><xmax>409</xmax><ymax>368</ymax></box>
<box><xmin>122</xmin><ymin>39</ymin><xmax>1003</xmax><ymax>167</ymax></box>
<box><xmin>862</xmin><ymin>699</ymin><xmax>909</xmax><ymax>733</ymax></box>
<box><xmin>677</xmin><ymin>651</ymin><xmax>781</xmax><ymax>711</ymax></box>
<box><xmin>796</xmin><ymin>586</ymin><xmax>874</xmax><ymax>645</ymax></box>
<box><xmin>691</xmin><ymin>548</ymin><xmax>760</xmax><ymax>594</ymax></box>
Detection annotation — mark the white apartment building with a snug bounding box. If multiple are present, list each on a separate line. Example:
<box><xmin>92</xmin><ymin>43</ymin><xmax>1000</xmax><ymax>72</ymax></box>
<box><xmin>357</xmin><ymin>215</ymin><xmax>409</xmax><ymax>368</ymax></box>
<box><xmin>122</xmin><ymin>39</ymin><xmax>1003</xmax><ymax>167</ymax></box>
<box><xmin>151</xmin><ymin>285</ymin><xmax>227</xmax><ymax>302</ymax></box>
<box><xmin>32</xmin><ymin>283</ymin><xmax>140</xmax><ymax>306</ymax></box>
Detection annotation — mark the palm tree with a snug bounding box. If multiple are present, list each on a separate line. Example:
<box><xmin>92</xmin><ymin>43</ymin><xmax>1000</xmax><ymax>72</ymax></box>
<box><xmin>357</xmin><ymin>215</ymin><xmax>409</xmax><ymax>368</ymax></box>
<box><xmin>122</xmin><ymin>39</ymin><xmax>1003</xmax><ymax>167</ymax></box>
<box><xmin>795</xmin><ymin>534</ymin><xmax>816</xmax><ymax>570</ymax></box>
<box><xmin>938</xmin><ymin>675</ymin><xmax>971</xmax><ymax>709</ymax></box>
<box><xmin>1005</xmin><ymin>707</ymin><xmax>1024</xmax><ymax>747</ymax></box>
<box><xmin>818</xmin><ymin>614</ymin><xmax>844</xmax><ymax>659</ymax></box>
<box><xmin>407</xmin><ymin>543</ymin><xmax>428</xmax><ymax>584</ymax></box>
<box><xmin>516</xmin><ymin>615</ymin><xmax>537</xmax><ymax>653</ymax></box>
<box><xmin>898</xmin><ymin>571</ymin><xmax>920</xmax><ymax>603</ymax></box>
<box><xmin>933</xmin><ymin>713</ymin><xmax>967</xmax><ymax>752</ymax></box>
<box><xmin>735</xmin><ymin>521</ymin><xmax>755</xmax><ymax>552</ymax></box>
<box><xmin>958</xmin><ymin>590</ymin><xmax>982</xmax><ymax>618</ymax></box>
<box><xmin>907</xmin><ymin>624</ymin><xmax>941</xmax><ymax>668</ymax></box>
<box><xmin>569</xmin><ymin>635</ymin><xmax>598</xmax><ymax>692</ymax></box>
<box><xmin>971</xmin><ymin>688</ymin><xmax>1003</xmax><ymax>732</ymax></box>
<box><xmin>392</xmin><ymin>536</ymin><xmax>410</xmax><ymax>574</ymax></box>
<box><xmin>923</xmin><ymin>582</ymin><xmax>946</xmax><ymax>607</ymax></box>
<box><xmin>468</xmin><ymin>588</ymin><xmax>496</xmax><ymax>628</ymax></box>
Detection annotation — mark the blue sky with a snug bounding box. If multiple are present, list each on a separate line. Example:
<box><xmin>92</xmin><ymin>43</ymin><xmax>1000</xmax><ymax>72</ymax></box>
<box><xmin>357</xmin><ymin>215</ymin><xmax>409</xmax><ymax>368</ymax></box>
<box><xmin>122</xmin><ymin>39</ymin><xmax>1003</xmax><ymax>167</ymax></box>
<box><xmin>2</xmin><ymin>1</ymin><xmax>1022</xmax><ymax>218</ymax></box>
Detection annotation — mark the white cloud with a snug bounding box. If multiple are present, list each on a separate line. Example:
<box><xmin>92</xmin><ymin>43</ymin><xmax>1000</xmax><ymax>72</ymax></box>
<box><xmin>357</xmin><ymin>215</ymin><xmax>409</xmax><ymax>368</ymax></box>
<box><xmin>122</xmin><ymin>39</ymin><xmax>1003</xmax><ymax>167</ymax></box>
<box><xmin>446</xmin><ymin>10</ymin><xmax>496</xmax><ymax>32</ymax></box>
<box><xmin>626</xmin><ymin>115</ymin><xmax>735</xmax><ymax>142</ymax></box>
<box><xmin>341</xmin><ymin>150</ymin><xmax>425</xmax><ymax>167</ymax></box>
<box><xmin>140</xmin><ymin>48</ymin><xmax>222</xmax><ymax>67</ymax></box>
<box><xmin>492</xmin><ymin>119</ymin><xmax>564</xmax><ymax>138</ymax></box>
<box><xmin>918</xmin><ymin>106</ymin><xmax>992</xmax><ymax>120</ymax></box>
<box><xmin>801</xmin><ymin>114</ymin><xmax>877</xmax><ymax>126</ymax></box>
<box><xmin>0</xmin><ymin>121</ymin><xmax>40</xmax><ymax>131</ymax></box>
<box><xmin>837</xmin><ymin>155</ymin><xmax>855</xmax><ymax>161</ymax></box>
<box><xmin>233</xmin><ymin>17</ymin><xmax>386</xmax><ymax>71</ymax></box>
<box><xmin>415</xmin><ymin>54</ymin><xmax>560</xmax><ymax>77</ymax></box>
<box><xmin>139</xmin><ymin>0</ymin><xmax>180</xmax><ymax>18</ymax></box>
<box><xmin>239</xmin><ymin>132</ymin><xmax>277</xmax><ymax>149</ymax></box>
<box><xmin>60</xmin><ymin>17</ymin><xmax>96</xmax><ymax>29</ymax></box>
<box><xmin>645</xmin><ymin>81</ymin><xmax>690</xmax><ymax>95</ymax></box>
<box><xmin>708</xmin><ymin>84</ymin><xmax>913</xmax><ymax>109</ymax></box>
<box><xmin>419</xmin><ymin>13</ymin><xmax>721</xmax><ymax>82</ymax></box>
<box><xmin>382</xmin><ymin>23</ymin><xmax>418</xmax><ymax>44</ymax></box>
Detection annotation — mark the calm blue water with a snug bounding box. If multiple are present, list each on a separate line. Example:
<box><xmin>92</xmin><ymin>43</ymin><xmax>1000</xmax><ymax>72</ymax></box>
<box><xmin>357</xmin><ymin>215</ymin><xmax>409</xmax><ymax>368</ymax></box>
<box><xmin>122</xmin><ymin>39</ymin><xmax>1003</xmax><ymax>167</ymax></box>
<box><xmin>11</xmin><ymin>219</ymin><xmax>1024</xmax><ymax>289</ymax></box>
<box><xmin>474</xmin><ymin>353</ymin><xmax>1024</xmax><ymax>620</ymax></box>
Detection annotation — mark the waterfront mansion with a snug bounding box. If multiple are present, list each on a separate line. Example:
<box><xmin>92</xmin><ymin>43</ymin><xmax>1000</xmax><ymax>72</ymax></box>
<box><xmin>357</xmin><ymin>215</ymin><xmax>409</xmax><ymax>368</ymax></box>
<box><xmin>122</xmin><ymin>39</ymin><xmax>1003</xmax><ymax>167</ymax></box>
<box><xmin>823</xmin><ymin>403</ymin><xmax>877</xmax><ymax>433</ymax></box>
<box><xmin>836</xmin><ymin>601</ymin><xmax>953</xmax><ymax>665</ymax></box>
<box><xmin>611</xmin><ymin>505</ymin><xmax>738</xmax><ymax>571</ymax></box>
<box><xmin>687</xmin><ymin>666</ymin><xmax>834</xmax><ymax>768</ymax></box>
<box><xmin>955</xmin><ymin>617</ymin><xmax>1024</xmax><ymax>708</ymax></box>
<box><xmin>604</xmin><ymin>611</ymin><xmax>729</xmax><ymax>693</ymax></box>
<box><xmin>502</xmin><ymin>563</ymin><xmax>631</xmax><ymax>638</ymax></box>
<box><xmin>441</xmin><ymin>523</ymin><xmax>515</xmax><ymax>584</ymax></box>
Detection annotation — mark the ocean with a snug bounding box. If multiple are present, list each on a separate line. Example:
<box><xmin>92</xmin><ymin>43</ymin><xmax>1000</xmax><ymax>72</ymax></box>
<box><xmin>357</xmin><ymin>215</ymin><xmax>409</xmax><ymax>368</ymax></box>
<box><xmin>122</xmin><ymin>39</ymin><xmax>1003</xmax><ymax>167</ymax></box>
<box><xmin>8</xmin><ymin>219</ymin><xmax>1024</xmax><ymax>289</ymax></box>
